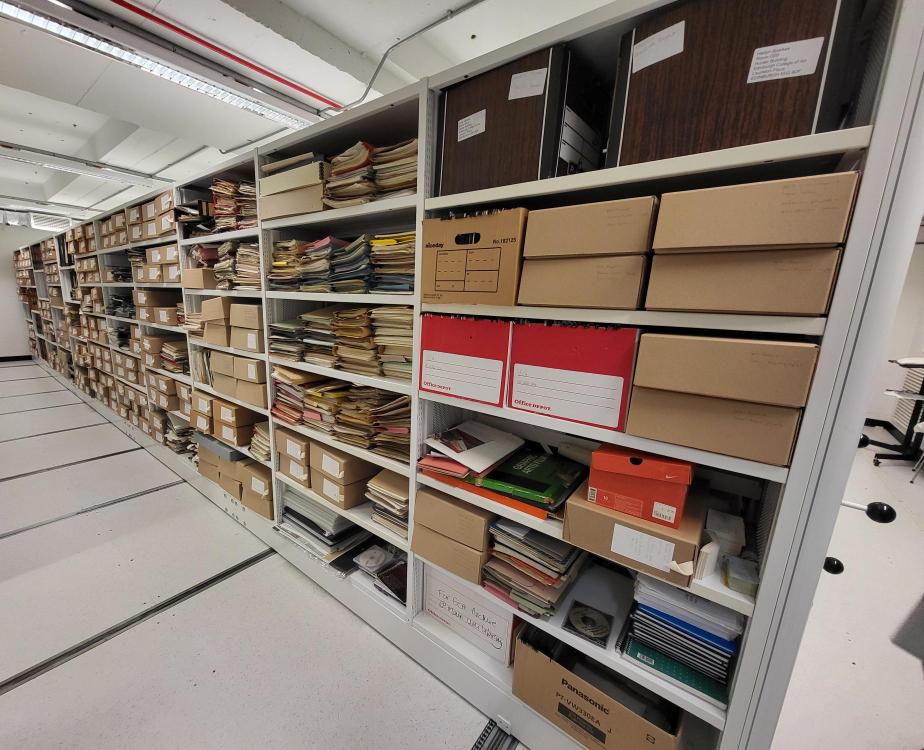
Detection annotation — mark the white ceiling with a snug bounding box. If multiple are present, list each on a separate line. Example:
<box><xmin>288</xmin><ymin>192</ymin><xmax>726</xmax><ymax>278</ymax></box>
<box><xmin>0</xmin><ymin>0</ymin><xmax>615</xmax><ymax>231</ymax></box>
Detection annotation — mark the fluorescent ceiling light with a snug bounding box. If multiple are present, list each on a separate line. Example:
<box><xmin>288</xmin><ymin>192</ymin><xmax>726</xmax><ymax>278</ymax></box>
<box><xmin>0</xmin><ymin>2</ymin><xmax>308</xmax><ymax>130</ymax></box>
<box><xmin>0</xmin><ymin>150</ymin><xmax>144</xmax><ymax>185</ymax></box>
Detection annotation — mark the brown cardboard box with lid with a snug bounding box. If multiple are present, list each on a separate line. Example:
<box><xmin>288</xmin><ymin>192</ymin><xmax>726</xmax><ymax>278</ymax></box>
<box><xmin>309</xmin><ymin>468</ymin><xmax>368</xmax><ymax>510</ymax></box>
<box><xmin>190</xmin><ymin>410</ymin><xmax>212</xmax><ymax>434</ymax></box>
<box><xmin>259</xmin><ymin>184</ymin><xmax>324</xmax><ymax>220</ymax></box>
<box><xmin>201</xmin><ymin>296</ymin><xmax>232</xmax><ymax>322</ymax></box>
<box><xmin>236</xmin><ymin>380</ymin><xmax>267</xmax><ymax>409</ymax></box>
<box><xmin>414</xmin><ymin>486</ymin><xmax>495</xmax><ymax>551</ymax></box>
<box><xmin>411</xmin><ymin>524</ymin><xmax>489</xmax><ymax>584</ymax></box>
<box><xmin>563</xmin><ymin>481</ymin><xmax>707</xmax><ymax>587</ymax></box>
<box><xmin>241</xmin><ymin>490</ymin><xmax>274</xmax><ymax>519</ymax></box>
<box><xmin>653</xmin><ymin>172</ymin><xmax>860</xmax><ymax>252</ymax></box>
<box><xmin>203</xmin><ymin>323</ymin><xmax>231</xmax><ymax>347</ymax></box>
<box><xmin>309</xmin><ymin>442</ymin><xmax>378</xmax><ymax>484</ymax></box>
<box><xmin>134</xmin><ymin>289</ymin><xmax>178</xmax><ymax>307</ymax></box>
<box><xmin>199</xmin><ymin>461</ymin><xmax>220</xmax><ymax>484</ymax></box>
<box><xmin>276</xmin><ymin>427</ymin><xmax>309</xmax><ymax>461</ymax></box>
<box><xmin>230</xmin><ymin>327</ymin><xmax>264</xmax><ymax>353</ymax></box>
<box><xmin>626</xmin><ymin>387</ymin><xmax>802</xmax><ymax>466</ymax></box>
<box><xmin>259</xmin><ymin>160</ymin><xmax>332</xmax><ymax>197</ymax></box>
<box><xmin>523</xmin><ymin>197</ymin><xmax>658</xmax><ymax>258</ymax></box>
<box><xmin>229</xmin><ymin>304</ymin><xmax>263</xmax><ymax>329</ymax></box>
<box><xmin>211</xmin><ymin>373</ymin><xmax>237</xmax><ymax>398</ymax></box>
<box><xmin>209</xmin><ymin>352</ymin><xmax>236</xmax><ymax>377</ymax></box>
<box><xmin>633</xmin><ymin>334</ymin><xmax>820</xmax><ymax>408</ymax></box>
<box><xmin>218</xmin><ymin>473</ymin><xmax>242</xmax><ymax>501</ymax></box>
<box><xmin>512</xmin><ymin>630</ymin><xmax>685</xmax><ymax>750</ymax></box>
<box><xmin>517</xmin><ymin>255</ymin><xmax>648</xmax><ymax>309</ymax></box>
<box><xmin>154</xmin><ymin>307</ymin><xmax>179</xmax><ymax>326</ymax></box>
<box><xmin>421</xmin><ymin>208</ymin><xmax>528</xmax><ymax>305</ymax></box>
<box><xmin>279</xmin><ymin>454</ymin><xmax>310</xmax><ymax>486</ymax></box>
<box><xmin>239</xmin><ymin>461</ymin><xmax>272</xmax><ymax>499</ymax></box>
<box><xmin>233</xmin><ymin>356</ymin><xmax>266</xmax><ymax>383</ymax></box>
<box><xmin>193</xmin><ymin>392</ymin><xmax>214</xmax><ymax>415</ymax></box>
<box><xmin>213</xmin><ymin>399</ymin><xmax>258</xmax><ymax>427</ymax></box>
<box><xmin>215</xmin><ymin>421</ymin><xmax>255</xmax><ymax>447</ymax></box>
<box><xmin>182</xmin><ymin>268</ymin><xmax>218</xmax><ymax>289</ymax></box>
<box><xmin>645</xmin><ymin>248</ymin><xmax>841</xmax><ymax>316</ymax></box>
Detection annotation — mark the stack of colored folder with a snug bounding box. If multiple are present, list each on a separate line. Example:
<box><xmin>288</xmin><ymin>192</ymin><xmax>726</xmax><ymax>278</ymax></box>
<box><xmin>482</xmin><ymin>518</ymin><xmax>586</xmax><ymax>617</ymax></box>
<box><xmin>620</xmin><ymin>575</ymin><xmax>745</xmax><ymax>708</ymax></box>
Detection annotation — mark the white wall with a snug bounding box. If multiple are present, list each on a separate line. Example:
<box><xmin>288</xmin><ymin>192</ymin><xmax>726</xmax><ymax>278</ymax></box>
<box><xmin>867</xmin><ymin>232</ymin><xmax>924</xmax><ymax>422</ymax></box>
<box><xmin>0</xmin><ymin>224</ymin><xmax>46</xmax><ymax>359</ymax></box>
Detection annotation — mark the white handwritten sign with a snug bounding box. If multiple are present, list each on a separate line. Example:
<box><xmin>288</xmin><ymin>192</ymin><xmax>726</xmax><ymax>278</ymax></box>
<box><xmin>424</xmin><ymin>567</ymin><xmax>514</xmax><ymax>665</ymax></box>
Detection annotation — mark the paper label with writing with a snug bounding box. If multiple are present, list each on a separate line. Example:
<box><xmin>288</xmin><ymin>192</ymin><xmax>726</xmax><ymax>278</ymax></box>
<box><xmin>168</xmin><ymin>266</ymin><xmax>179</xmax><ymax>280</ymax></box>
<box><xmin>158</xmin><ymin>310</ymin><xmax>168</xmax><ymax>321</ymax></box>
<box><xmin>457</xmin><ymin>109</ymin><xmax>486</xmax><ymax>142</ymax></box>
<box><xmin>222</xmin><ymin>425</ymin><xmax>233</xmax><ymax>440</ymax></box>
<box><xmin>251</xmin><ymin>477</ymin><xmax>265</xmax><ymax>493</ymax></box>
<box><xmin>421</xmin><ymin>349</ymin><xmax>503</xmax><ymax>405</ymax></box>
<box><xmin>322</xmin><ymin>477</ymin><xmax>340</xmax><ymax>501</ymax></box>
<box><xmin>286</xmin><ymin>439</ymin><xmax>302</xmax><ymax>458</ymax></box>
<box><xmin>220</xmin><ymin>406</ymin><xmax>232</xmax><ymax>422</ymax></box>
<box><xmin>197</xmin><ymin>398</ymin><xmax>209</xmax><ymax>412</ymax></box>
<box><xmin>424</xmin><ymin>569</ymin><xmax>513</xmax><ymax>664</ymax></box>
<box><xmin>652</xmin><ymin>502</ymin><xmax>677</xmax><ymax>525</ymax></box>
<box><xmin>747</xmin><ymin>37</ymin><xmax>825</xmax><ymax>84</ymax></box>
<box><xmin>247</xmin><ymin>332</ymin><xmax>257</xmax><ymax>349</ymax></box>
<box><xmin>633</xmin><ymin>20</ymin><xmax>685</xmax><ymax>73</ymax></box>
<box><xmin>511</xmin><ymin>363</ymin><xmax>622</xmax><ymax>428</ymax></box>
<box><xmin>508</xmin><ymin>68</ymin><xmax>547</xmax><ymax>100</ymax></box>
<box><xmin>247</xmin><ymin>363</ymin><xmax>256</xmax><ymax>380</ymax></box>
<box><xmin>321</xmin><ymin>454</ymin><xmax>340</xmax><ymax>478</ymax></box>
<box><xmin>196</xmin><ymin>416</ymin><xmax>207</xmax><ymax>430</ymax></box>
<box><xmin>138</xmin><ymin>292</ymin><xmax>148</xmax><ymax>304</ymax></box>
<box><xmin>289</xmin><ymin>459</ymin><xmax>306</xmax><ymax>479</ymax></box>
<box><xmin>611</xmin><ymin>526</ymin><xmax>675</xmax><ymax>572</ymax></box>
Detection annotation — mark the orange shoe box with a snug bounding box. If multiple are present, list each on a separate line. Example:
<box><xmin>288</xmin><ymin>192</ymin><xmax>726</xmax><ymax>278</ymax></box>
<box><xmin>587</xmin><ymin>444</ymin><xmax>693</xmax><ymax>529</ymax></box>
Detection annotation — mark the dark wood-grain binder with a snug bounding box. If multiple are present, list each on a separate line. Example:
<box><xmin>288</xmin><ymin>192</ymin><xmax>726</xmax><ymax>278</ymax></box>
<box><xmin>607</xmin><ymin>0</ymin><xmax>875</xmax><ymax>167</ymax></box>
<box><xmin>438</xmin><ymin>46</ymin><xmax>609</xmax><ymax>196</ymax></box>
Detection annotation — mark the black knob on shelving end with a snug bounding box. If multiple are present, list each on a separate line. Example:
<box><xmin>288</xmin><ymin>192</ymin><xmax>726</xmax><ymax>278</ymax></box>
<box><xmin>865</xmin><ymin>502</ymin><xmax>897</xmax><ymax>524</ymax></box>
<box><xmin>824</xmin><ymin>557</ymin><xmax>845</xmax><ymax>574</ymax></box>
<box><xmin>859</xmin><ymin>434</ymin><xmax>871</xmax><ymax>449</ymax></box>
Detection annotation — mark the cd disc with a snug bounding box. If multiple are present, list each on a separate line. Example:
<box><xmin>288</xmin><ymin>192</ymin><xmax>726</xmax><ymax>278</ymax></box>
<box><xmin>568</xmin><ymin>605</ymin><xmax>611</xmax><ymax>639</ymax></box>
<box><xmin>358</xmin><ymin>548</ymin><xmax>386</xmax><ymax>568</ymax></box>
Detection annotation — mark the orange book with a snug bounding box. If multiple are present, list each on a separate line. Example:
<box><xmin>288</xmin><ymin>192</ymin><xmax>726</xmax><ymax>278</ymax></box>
<box><xmin>420</xmin><ymin>471</ymin><xmax>549</xmax><ymax>520</ymax></box>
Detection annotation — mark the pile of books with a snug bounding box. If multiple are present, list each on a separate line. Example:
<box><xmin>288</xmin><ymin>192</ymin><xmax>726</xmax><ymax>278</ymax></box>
<box><xmin>371</xmin><ymin>139</ymin><xmax>417</xmax><ymax>198</ymax></box>
<box><xmin>419</xmin><ymin>421</ymin><xmax>588</xmax><ymax>519</ymax></box>
<box><xmin>482</xmin><ymin>519</ymin><xmax>586</xmax><ymax>617</ymax></box>
<box><xmin>371</xmin><ymin>306</ymin><xmax>413</xmax><ymax>379</ymax></box>
<box><xmin>370</xmin><ymin>231</ymin><xmax>415</xmax><ymax>293</ymax></box>
<box><xmin>620</xmin><ymin>575</ymin><xmax>745</xmax><ymax>709</ymax></box>
<box><xmin>365</xmin><ymin>469</ymin><xmax>410</xmax><ymax>539</ymax></box>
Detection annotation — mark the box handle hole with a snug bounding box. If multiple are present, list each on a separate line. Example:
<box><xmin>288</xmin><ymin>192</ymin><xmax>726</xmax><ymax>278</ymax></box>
<box><xmin>455</xmin><ymin>232</ymin><xmax>481</xmax><ymax>245</ymax></box>
<box><xmin>630</xmin><ymin>457</ymin><xmax>644</xmax><ymax>466</ymax></box>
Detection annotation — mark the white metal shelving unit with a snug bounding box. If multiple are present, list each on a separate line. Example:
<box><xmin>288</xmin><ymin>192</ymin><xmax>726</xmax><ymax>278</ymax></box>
<box><xmin>13</xmin><ymin>3</ymin><xmax>924</xmax><ymax>749</ymax></box>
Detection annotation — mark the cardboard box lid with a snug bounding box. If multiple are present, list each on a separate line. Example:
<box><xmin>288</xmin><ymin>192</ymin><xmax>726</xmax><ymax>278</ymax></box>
<box><xmin>309</xmin><ymin>441</ymin><xmax>378</xmax><ymax>484</ymax></box>
<box><xmin>634</xmin><ymin>333</ymin><xmax>820</xmax><ymax>408</ymax></box>
<box><xmin>415</xmin><ymin>486</ymin><xmax>496</xmax><ymax>551</ymax></box>
<box><xmin>201</xmin><ymin>296</ymin><xmax>232</xmax><ymax>322</ymax></box>
<box><xmin>645</xmin><ymin>248</ymin><xmax>841</xmax><ymax>316</ymax></box>
<box><xmin>238</xmin><ymin>460</ymin><xmax>272</xmax><ymax>497</ymax></box>
<box><xmin>523</xmin><ymin>196</ymin><xmax>658</xmax><ymax>258</ymax></box>
<box><xmin>259</xmin><ymin>160</ymin><xmax>332</xmax><ymax>196</ymax></box>
<box><xmin>626</xmin><ymin>387</ymin><xmax>801</xmax><ymax>467</ymax></box>
<box><xmin>653</xmin><ymin>172</ymin><xmax>860</xmax><ymax>251</ymax></box>
<box><xmin>229</xmin><ymin>303</ymin><xmax>263</xmax><ymax>329</ymax></box>
<box><xmin>214</xmin><ymin>398</ymin><xmax>258</xmax><ymax>426</ymax></box>
<box><xmin>563</xmin><ymin>480</ymin><xmax>706</xmax><ymax>586</ymax></box>
<box><xmin>209</xmin><ymin>351</ymin><xmax>236</xmax><ymax>377</ymax></box>
<box><xmin>411</xmin><ymin>524</ymin><xmax>489</xmax><ymax>585</ymax></box>
<box><xmin>276</xmin><ymin>427</ymin><xmax>310</xmax><ymax>459</ymax></box>
<box><xmin>259</xmin><ymin>184</ymin><xmax>324</xmax><ymax>220</ymax></box>
<box><xmin>516</xmin><ymin>255</ymin><xmax>646</xmax><ymax>310</ymax></box>
<box><xmin>591</xmin><ymin>444</ymin><xmax>693</xmax><ymax>485</ymax></box>
<box><xmin>236</xmin><ymin>379</ymin><xmax>268</xmax><ymax>409</ymax></box>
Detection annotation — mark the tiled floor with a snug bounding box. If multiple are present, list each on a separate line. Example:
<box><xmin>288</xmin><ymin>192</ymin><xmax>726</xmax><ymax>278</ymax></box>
<box><xmin>0</xmin><ymin>362</ymin><xmax>488</xmax><ymax>750</ymax></box>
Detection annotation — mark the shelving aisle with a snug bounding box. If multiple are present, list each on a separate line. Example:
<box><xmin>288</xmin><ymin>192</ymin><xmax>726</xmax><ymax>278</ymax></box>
<box><xmin>0</xmin><ymin>361</ymin><xmax>489</xmax><ymax>750</ymax></box>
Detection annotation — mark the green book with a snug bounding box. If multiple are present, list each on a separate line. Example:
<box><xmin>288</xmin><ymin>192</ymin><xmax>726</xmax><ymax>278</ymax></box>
<box><xmin>464</xmin><ymin>447</ymin><xmax>587</xmax><ymax>507</ymax></box>
<box><xmin>621</xmin><ymin>636</ymin><xmax>728</xmax><ymax>709</ymax></box>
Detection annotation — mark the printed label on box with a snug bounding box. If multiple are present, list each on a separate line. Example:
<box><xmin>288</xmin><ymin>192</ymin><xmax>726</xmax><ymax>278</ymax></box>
<box><xmin>508</xmin><ymin>68</ymin><xmax>547</xmax><ymax>100</ymax></box>
<box><xmin>247</xmin><ymin>363</ymin><xmax>256</xmax><ymax>380</ymax></box>
<box><xmin>458</xmin><ymin>109</ymin><xmax>486</xmax><ymax>142</ymax></box>
<box><xmin>247</xmin><ymin>332</ymin><xmax>257</xmax><ymax>349</ymax></box>
<box><xmin>286</xmin><ymin>439</ymin><xmax>302</xmax><ymax>458</ymax></box>
<box><xmin>511</xmin><ymin>363</ymin><xmax>623</xmax><ymax>428</ymax></box>
<box><xmin>611</xmin><ymin>526</ymin><xmax>674</xmax><ymax>572</ymax></box>
<box><xmin>289</xmin><ymin>459</ymin><xmax>306</xmax><ymax>479</ymax></box>
<box><xmin>222</xmin><ymin>425</ymin><xmax>233</xmax><ymax>440</ymax></box>
<box><xmin>652</xmin><ymin>502</ymin><xmax>677</xmax><ymax>525</ymax></box>
<box><xmin>196</xmin><ymin>416</ymin><xmax>207</xmax><ymax>430</ymax></box>
<box><xmin>321</xmin><ymin>454</ymin><xmax>339</xmax><ymax>477</ymax></box>
<box><xmin>158</xmin><ymin>310</ymin><xmax>168</xmax><ymax>321</ymax></box>
<box><xmin>421</xmin><ymin>350</ymin><xmax>503</xmax><ymax>404</ymax></box>
<box><xmin>747</xmin><ymin>37</ymin><xmax>825</xmax><ymax>84</ymax></box>
<box><xmin>633</xmin><ymin>20</ymin><xmax>685</xmax><ymax>73</ymax></box>
<box><xmin>251</xmin><ymin>477</ymin><xmax>265</xmax><ymax>493</ymax></box>
<box><xmin>322</xmin><ymin>477</ymin><xmax>339</xmax><ymax>501</ymax></box>
<box><xmin>220</xmin><ymin>406</ymin><xmax>232</xmax><ymax>422</ymax></box>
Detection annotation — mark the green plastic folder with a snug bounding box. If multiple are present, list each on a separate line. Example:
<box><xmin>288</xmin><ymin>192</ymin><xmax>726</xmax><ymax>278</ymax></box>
<box><xmin>622</xmin><ymin>636</ymin><xmax>728</xmax><ymax>709</ymax></box>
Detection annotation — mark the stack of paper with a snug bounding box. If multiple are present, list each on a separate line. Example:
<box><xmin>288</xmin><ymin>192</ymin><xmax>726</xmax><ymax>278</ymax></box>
<box><xmin>334</xmin><ymin>386</ymin><xmax>411</xmax><ymax>460</ymax></box>
<box><xmin>329</xmin><ymin>235</ymin><xmax>372</xmax><ymax>293</ymax></box>
<box><xmin>282</xmin><ymin>486</ymin><xmax>369</xmax><ymax>557</ymax></box>
<box><xmin>297</xmin><ymin>236</ymin><xmax>349</xmax><ymax>292</ymax></box>
<box><xmin>370</xmin><ymin>231</ymin><xmax>415</xmax><ymax>293</ymax></box>
<box><xmin>210</xmin><ymin>179</ymin><xmax>239</xmax><ymax>233</ymax></box>
<box><xmin>267</xmin><ymin>319</ymin><xmax>306</xmax><ymax>361</ymax></box>
<box><xmin>482</xmin><ymin>519</ymin><xmax>586</xmax><ymax>617</ymax></box>
<box><xmin>422</xmin><ymin>421</ymin><xmax>524</xmax><ymax>476</ymax></box>
<box><xmin>235</xmin><ymin>182</ymin><xmax>257</xmax><ymax>229</ymax></box>
<box><xmin>620</xmin><ymin>575</ymin><xmax>746</xmax><ymax>708</ymax></box>
<box><xmin>706</xmin><ymin>510</ymin><xmax>746</xmax><ymax>556</ymax></box>
<box><xmin>324</xmin><ymin>142</ymin><xmax>378</xmax><ymax>209</ymax></box>
<box><xmin>160</xmin><ymin>339</ymin><xmax>189</xmax><ymax>374</ymax></box>
<box><xmin>182</xmin><ymin>310</ymin><xmax>203</xmax><ymax>336</ymax></box>
<box><xmin>302</xmin><ymin>378</ymin><xmax>350</xmax><ymax>434</ymax></box>
<box><xmin>249</xmin><ymin>421</ymin><xmax>271</xmax><ymax>461</ymax></box>
<box><xmin>165</xmin><ymin>412</ymin><xmax>194</xmax><ymax>454</ymax></box>
<box><xmin>371</xmin><ymin>139</ymin><xmax>418</xmax><ymax>198</ymax></box>
<box><xmin>267</xmin><ymin>239</ymin><xmax>300</xmax><ymax>290</ymax></box>
<box><xmin>333</xmin><ymin>307</ymin><xmax>381</xmax><ymax>376</ymax></box>
<box><xmin>371</xmin><ymin>305</ymin><xmax>413</xmax><ymax>379</ymax></box>
<box><xmin>300</xmin><ymin>306</ymin><xmax>342</xmax><ymax>368</ymax></box>
<box><xmin>365</xmin><ymin>469</ymin><xmax>410</xmax><ymax>539</ymax></box>
<box><xmin>233</xmin><ymin>243</ymin><xmax>261</xmax><ymax>289</ymax></box>
<box><xmin>213</xmin><ymin>240</ymin><xmax>237</xmax><ymax>289</ymax></box>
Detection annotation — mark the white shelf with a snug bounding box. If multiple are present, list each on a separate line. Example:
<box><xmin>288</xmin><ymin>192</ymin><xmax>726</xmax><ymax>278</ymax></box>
<box><xmin>418</xmin><ymin>391</ymin><xmax>790</xmax><ymax>483</ymax></box>
<box><xmin>131</xmin><ymin>235</ymin><xmax>179</xmax><ymax>249</ymax></box>
<box><xmin>183</xmin><ymin>288</ymin><xmax>263</xmax><ymax>297</ymax></box>
<box><xmin>99</xmin><ymin>283</ymin><xmax>135</xmax><ymax>288</ymax></box>
<box><xmin>277</xmin><ymin>473</ymin><xmax>409</xmax><ymax>552</ymax></box>
<box><xmin>261</xmin><ymin>193</ymin><xmax>417</xmax><ymax>231</ymax></box>
<box><xmin>178</xmin><ymin>228</ymin><xmax>259</xmax><ymax>246</ymax></box>
<box><xmin>687</xmin><ymin>571</ymin><xmax>755</xmax><ymax>617</ymax></box>
<box><xmin>267</xmin><ymin>290</ymin><xmax>414</xmax><ymax>304</ymax></box>
<box><xmin>272</xmin><ymin>417</ymin><xmax>411</xmax><ymax>477</ymax></box>
<box><xmin>420</xmin><ymin>304</ymin><xmax>827</xmax><ymax>336</ymax></box>
<box><xmin>351</xmin><ymin>569</ymin><xmax>408</xmax><ymax>619</ymax></box>
<box><xmin>425</xmin><ymin>127</ymin><xmax>873</xmax><ymax>211</ymax></box>
<box><xmin>417</xmin><ymin>472</ymin><xmax>563</xmax><ymax>537</ymax></box>
<box><xmin>84</xmin><ymin>245</ymin><xmax>130</xmax><ymax>257</ymax></box>
<box><xmin>111</xmin><ymin>372</ymin><xmax>147</xmax><ymax>393</ymax></box>
<box><xmin>268</xmin><ymin>355</ymin><xmax>413</xmax><ymax>396</ymax></box>
<box><xmin>145</xmin><ymin>366</ymin><xmax>192</xmax><ymax>386</ymax></box>
<box><xmin>129</xmin><ymin>318</ymin><xmax>186</xmax><ymax>334</ymax></box>
<box><xmin>133</xmin><ymin>282</ymin><xmax>183</xmax><ymax>290</ymax></box>
<box><xmin>193</xmin><ymin>380</ymin><xmax>269</xmax><ymax>415</ymax></box>
<box><xmin>188</xmin><ymin>337</ymin><xmax>268</xmax><ymax>360</ymax></box>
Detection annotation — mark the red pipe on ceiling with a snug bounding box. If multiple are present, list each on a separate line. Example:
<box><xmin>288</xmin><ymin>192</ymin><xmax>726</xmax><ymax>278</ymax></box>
<box><xmin>105</xmin><ymin>0</ymin><xmax>341</xmax><ymax>110</ymax></box>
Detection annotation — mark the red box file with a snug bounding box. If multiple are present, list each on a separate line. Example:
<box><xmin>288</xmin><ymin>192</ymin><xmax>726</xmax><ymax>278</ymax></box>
<box><xmin>588</xmin><ymin>444</ymin><xmax>693</xmax><ymax>529</ymax></box>
<box><xmin>507</xmin><ymin>323</ymin><xmax>639</xmax><ymax>431</ymax></box>
<box><xmin>419</xmin><ymin>315</ymin><xmax>512</xmax><ymax>407</ymax></box>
